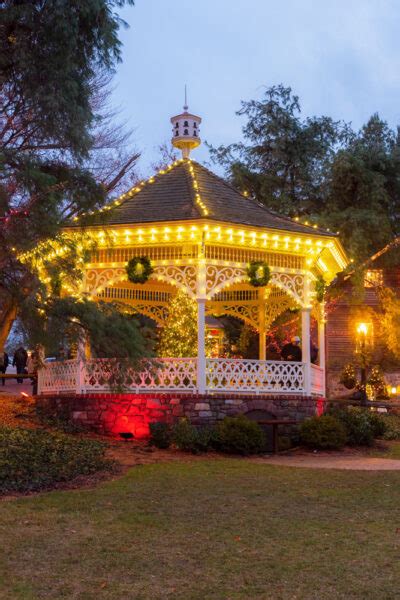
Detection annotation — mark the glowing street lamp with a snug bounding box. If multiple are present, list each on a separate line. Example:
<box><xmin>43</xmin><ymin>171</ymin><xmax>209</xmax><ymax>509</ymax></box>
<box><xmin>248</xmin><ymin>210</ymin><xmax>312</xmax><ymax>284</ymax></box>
<box><xmin>356</xmin><ymin>321</ymin><xmax>372</xmax><ymax>406</ymax></box>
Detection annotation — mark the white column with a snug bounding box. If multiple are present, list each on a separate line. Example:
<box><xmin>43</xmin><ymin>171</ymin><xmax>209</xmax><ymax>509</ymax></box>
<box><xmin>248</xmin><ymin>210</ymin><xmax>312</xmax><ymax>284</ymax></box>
<box><xmin>196</xmin><ymin>248</ymin><xmax>207</xmax><ymax>395</ymax></box>
<box><xmin>319</xmin><ymin>303</ymin><xmax>326</xmax><ymax>396</ymax></box>
<box><xmin>258</xmin><ymin>290</ymin><xmax>266</xmax><ymax>361</ymax></box>
<box><xmin>301</xmin><ymin>307</ymin><xmax>312</xmax><ymax>396</ymax></box>
<box><xmin>197</xmin><ymin>298</ymin><xmax>206</xmax><ymax>394</ymax></box>
<box><xmin>75</xmin><ymin>334</ymin><xmax>86</xmax><ymax>394</ymax></box>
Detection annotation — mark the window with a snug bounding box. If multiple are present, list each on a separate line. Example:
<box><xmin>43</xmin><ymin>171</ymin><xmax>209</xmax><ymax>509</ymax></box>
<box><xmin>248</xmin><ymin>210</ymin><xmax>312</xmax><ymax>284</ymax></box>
<box><xmin>184</xmin><ymin>120</ymin><xmax>188</xmax><ymax>127</ymax></box>
<box><xmin>193</xmin><ymin>121</ymin><xmax>197</xmax><ymax>128</ymax></box>
<box><xmin>364</xmin><ymin>269</ymin><xmax>383</xmax><ymax>287</ymax></box>
<box><xmin>175</xmin><ymin>131</ymin><xmax>179</xmax><ymax>136</ymax></box>
<box><xmin>184</xmin><ymin>129</ymin><xmax>188</xmax><ymax>135</ymax></box>
<box><xmin>193</xmin><ymin>131</ymin><xmax>197</xmax><ymax>136</ymax></box>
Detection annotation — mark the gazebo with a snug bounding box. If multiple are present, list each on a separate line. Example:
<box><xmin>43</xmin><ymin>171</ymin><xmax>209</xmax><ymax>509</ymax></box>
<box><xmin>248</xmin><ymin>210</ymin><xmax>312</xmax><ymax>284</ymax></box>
<box><xmin>38</xmin><ymin>104</ymin><xmax>347</xmax><ymax>399</ymax></box>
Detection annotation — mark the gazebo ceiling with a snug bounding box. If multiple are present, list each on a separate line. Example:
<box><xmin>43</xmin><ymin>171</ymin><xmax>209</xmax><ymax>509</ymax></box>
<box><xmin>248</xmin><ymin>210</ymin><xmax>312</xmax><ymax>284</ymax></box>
<box><xmin>83</xmin><ymin>159</ymin><xmax>335</xmax><ymax>237</ymax></box>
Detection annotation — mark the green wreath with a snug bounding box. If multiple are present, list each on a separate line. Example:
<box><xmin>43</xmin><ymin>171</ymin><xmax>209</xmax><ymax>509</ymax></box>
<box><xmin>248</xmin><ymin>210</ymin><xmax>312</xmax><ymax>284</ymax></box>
<box><xmin>315</xmin><ymin>274</ymin><xmax>326</xmax><ymax>303</ymax></box>
<box><xmin>126</xmin><ymin>256</ymin><xmax>153</xmax><ymax>284</ymax></box>
<box><xmin>247</xmin><ymin>261</ymin><xmax>271</xmax><ymax>287</ymax></box>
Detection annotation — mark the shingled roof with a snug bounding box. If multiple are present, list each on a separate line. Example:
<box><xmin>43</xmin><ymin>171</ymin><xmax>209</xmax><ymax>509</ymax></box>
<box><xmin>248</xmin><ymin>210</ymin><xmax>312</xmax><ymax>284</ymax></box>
<box><xmin>87</xmin><ymin>160</ymin><xmax>333</xmax><ymax>236</ymax></box>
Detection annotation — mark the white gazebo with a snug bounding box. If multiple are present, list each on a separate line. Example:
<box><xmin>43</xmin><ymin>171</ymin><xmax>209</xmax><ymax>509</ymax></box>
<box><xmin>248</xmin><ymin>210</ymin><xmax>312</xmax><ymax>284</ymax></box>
<box><xmin>38</xmin><ymin>103</ymin><xmax>347</xmax><ymax>397</ymax></box>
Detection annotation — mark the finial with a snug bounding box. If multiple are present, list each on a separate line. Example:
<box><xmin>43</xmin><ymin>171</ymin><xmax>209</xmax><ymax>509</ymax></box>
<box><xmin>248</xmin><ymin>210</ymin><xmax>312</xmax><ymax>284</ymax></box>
<box><xmin>183</xmin><ymin>84</ymin><xmax>188</xmax><ymax>111</ymax></box>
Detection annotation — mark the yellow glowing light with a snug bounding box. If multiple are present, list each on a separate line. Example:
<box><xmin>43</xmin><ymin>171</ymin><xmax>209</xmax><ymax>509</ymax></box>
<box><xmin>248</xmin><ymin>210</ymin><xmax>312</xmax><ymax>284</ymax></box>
<box><xmin>357</xmin><ymin>322</ymin><xmax>370</xmax><ymax>336</ymax></box>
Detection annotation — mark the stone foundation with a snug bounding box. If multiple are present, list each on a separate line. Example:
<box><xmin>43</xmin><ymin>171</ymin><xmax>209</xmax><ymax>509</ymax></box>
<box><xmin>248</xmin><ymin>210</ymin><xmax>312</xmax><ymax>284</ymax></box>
<box><xmin>36</xmin><ymin>393</ymin><xmax>325</xmax><ymax>439</ymax></box>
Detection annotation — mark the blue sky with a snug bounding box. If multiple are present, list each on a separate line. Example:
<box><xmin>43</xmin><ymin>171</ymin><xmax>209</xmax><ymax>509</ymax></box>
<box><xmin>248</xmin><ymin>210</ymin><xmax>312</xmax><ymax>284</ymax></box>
<box><xmin>113</xmin><ymin>0</ymin><xmax>400</xmax><ymax>175</ymax></box>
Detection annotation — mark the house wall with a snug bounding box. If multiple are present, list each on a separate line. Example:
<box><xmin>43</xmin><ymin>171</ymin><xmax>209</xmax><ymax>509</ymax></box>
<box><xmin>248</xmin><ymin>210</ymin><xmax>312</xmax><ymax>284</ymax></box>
<box><xmin>326</xmin><ymin>267</ymin><xmax>400</xmax><ymax>398</ymax></box>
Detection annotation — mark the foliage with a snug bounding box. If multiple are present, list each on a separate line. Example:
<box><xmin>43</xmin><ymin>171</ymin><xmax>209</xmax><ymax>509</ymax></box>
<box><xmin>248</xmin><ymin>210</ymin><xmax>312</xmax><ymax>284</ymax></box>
<box><xmin>22</xmin><ymin>296</ymin><xmax>153</xmax><ymax>359</ymax></box>
<box><xmin>35</xmin><ymin>406</ymin><xmax>87</xmax><ymax>434</ymax></box>
<box><xmin>172</xmin><ymin>419</ymin><xmax>213</xmax><ymax>454</ymax></box>
<box><xmin>126</xmin><ymin>256</ymin><xmax>153</xmax><ymax>284</ymax></box>
<box><xmin>329</xmin><ymin>407</ymin><xmax>387</xmax><ymax>447</ymax></box>
<box><xmin>379</xmin><ymin>287</ymin><xmax>400</xmax><ymax>360</ymax></box>
<box><xmin>0</xmin><ymin>1</ymin><xmax>139</xmax><ymax>348</ymax></box>
<box><xmin>339</xmin><ymin>364</ymin><xmax>357</xmax><ymax>389</ymax></box>
<box><xmin>300</xmin><ymin>415</ymin><xmax>347</xmax><ymax>450</ymax></box>
<box><xmin>158</xmin><ymin>290</ymin><xmax>198</xmax><ymax>357</ymax></box>
<box><xmin>382</xmin><ymin>414</ymin><xmax>400</xmax><ymax>440</ymax></box>
<box><xmin>212</xmin><ymin>415</ymin><xmax>266</xmax><ymax>455</ymax></box>
<box><xmin>210</xmin><ymin>85</ymin><xmax>400</xmax><ymax>264</ymax></box>
<box><xmin>247</xmin><ymin>261</ymin><xmax>271</xmax><ymax>287</ymax></box>
<box><xmin>315</xmin><ymin>274</ymin><xmax>326</xmax><ymax>303</ymax></box>
<box><xmin>0</xmin><ymin>427</ymin><xmax>112</xmax><ymax>492</ymax></box>
<box><xmin>367</xmin><ymin>366</ymin><xmax>388</xmax><ymax>399</ymax></box>
<box><xmin>149</xmin><ymin>422</ymin><xmax>172</xmax><ymax>449</ymax></box>
<box><xmin>209</xmin><ymin>85</ymin><xmax>346</xmax><ymax>216</ymax></box>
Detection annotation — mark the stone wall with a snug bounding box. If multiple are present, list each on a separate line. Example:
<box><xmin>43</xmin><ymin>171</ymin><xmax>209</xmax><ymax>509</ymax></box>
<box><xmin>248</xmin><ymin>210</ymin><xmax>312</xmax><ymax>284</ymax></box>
<box><xmin>36</xmin><ymin>393</ymin><xmax>323</xmax><ymax>439</ymax></box>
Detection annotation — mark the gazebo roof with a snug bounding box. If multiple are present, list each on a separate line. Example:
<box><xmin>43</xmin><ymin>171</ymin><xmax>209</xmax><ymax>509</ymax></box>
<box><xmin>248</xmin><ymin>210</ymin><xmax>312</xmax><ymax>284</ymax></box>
<box><xmin>89</xmin><ymin>160</ymin><xmax>333</xmax><ymax>237</ymax></box>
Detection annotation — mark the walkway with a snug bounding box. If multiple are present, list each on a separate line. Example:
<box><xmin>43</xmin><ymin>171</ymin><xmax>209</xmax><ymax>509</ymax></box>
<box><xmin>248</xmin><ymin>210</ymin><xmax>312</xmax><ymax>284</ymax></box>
<box><xmin>260</xmin><ymin>453</ymin><xmax>400</xmax><ymax>470</ymax></box>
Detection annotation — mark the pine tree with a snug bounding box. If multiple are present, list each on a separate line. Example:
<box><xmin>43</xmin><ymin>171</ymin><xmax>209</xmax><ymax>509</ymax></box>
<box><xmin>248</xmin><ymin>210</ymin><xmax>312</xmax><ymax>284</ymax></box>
<box><xmin>158</xmin><ymin>290</ymin><xmax>198</xmax><ymax>357</ymax></box>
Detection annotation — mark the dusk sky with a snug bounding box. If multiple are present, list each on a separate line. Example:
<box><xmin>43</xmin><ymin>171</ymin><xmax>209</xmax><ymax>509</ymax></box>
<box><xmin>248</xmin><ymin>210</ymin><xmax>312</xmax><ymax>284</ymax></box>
<box><xmin>113</xmin><ymin>0</ymin><xmax>400</xmax><ymax>176</ymax></box>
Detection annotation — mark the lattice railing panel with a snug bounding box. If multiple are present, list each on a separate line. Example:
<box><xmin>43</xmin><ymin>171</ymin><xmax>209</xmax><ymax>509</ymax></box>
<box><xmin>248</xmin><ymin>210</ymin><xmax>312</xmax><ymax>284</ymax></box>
<box><xmin>91</xmin><ymin>245</ymin><xmax>198</xmax><ymax>264</ymax></box>
<box><xmin>205</xmin><ymin>246</ymin><xmax>304</xmax><ymax>269</ymax></box>
<box><xmin>206</xmin><ymin>359</ymin><xmax>305</xmax><ymax>393</ymax></box>
<box><xmin>84</xmin><ymin>358</ymin><xmax>197</xmax><ymax>392</ymax></box>
<box><xmin>38</xmin><ymin>360</ymin><xmax>78</xmax><ymax>394</ymax></box>
<box><xmin>98</xmin><ymin>287</ymin><xmax>172</xmax><ymax>303</ymax></box>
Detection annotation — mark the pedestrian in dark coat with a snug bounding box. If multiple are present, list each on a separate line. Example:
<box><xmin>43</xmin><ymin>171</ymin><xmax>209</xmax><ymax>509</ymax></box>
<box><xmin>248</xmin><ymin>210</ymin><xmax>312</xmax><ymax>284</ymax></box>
<box><xmin>0</xmin><ymin>350</ymin><xmax>9</xmax><ymax>386</ymax></box>
<box><xmin>13</xmin><ymin>346</ymin><xmax>28</xmax><ymax>384</ymax></box>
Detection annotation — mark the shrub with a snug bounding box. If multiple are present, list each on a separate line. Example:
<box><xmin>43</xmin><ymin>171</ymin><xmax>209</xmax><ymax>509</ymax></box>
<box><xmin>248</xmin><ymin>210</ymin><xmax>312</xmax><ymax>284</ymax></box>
<box><xmin>149</xmin><ymin>422</ymin><xmax>172</xmax><ymax>449</ymax></box>
<box><xmin>0</xmin><ymin>427</ymin><xmax>112</xmax><ymax>493</ymax></box>
<box><xmin>36</xmin><ymin>406</ymin><xmax>87</xmax><ymax>434</ymax></box>
<box><xmin>330</xmin><ymin>407</ymin><xmax>387</xmax><ymax>446</ymax></box>
<box><xmin>382</xmin><ymin>414</ymin><xmax>400</xmax><ymax>440</ymax></box>
<box><xmin>300</xmin><ymin>415</ymin><xmax>347</xmax><ymax>450</ymax></box>
<box><xmin>172</xmin><ymin>419</ymin><xmax>213</xmax><ymax>453</ymax></box>
<box><xmin>212</xmin><ymin>415</ymin><xmax>266</xmax><ymax>455</ymax></box>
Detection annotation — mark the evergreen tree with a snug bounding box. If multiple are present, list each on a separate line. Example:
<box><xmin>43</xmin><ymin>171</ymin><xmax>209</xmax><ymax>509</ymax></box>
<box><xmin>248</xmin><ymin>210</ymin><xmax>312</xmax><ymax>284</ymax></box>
<box><xmin>210</xmin><ymin>85</ymin><xmax>400</xmax><ymax>264</ymax></box>
<box><xmin>158</xmin><ymin>290</ymin><xmax>198</xmax><ymax>357</ymax></box>
<box><xmin>0</xmin><ymin>1</ymin><xmax>144</xmax><ymax>356</ymax></box>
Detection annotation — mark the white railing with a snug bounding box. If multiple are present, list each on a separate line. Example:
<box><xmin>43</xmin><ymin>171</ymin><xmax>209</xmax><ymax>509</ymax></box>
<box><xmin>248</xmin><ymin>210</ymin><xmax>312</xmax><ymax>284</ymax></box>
<box><xmin>206</xmin><ymin>359</ymin><xmax>305</xmax><ymax>394</ymax></box>
<box><xmin>38</xmin><ymin>358</ymin><xmax>320</xmax><ymax>396</ymax></box>
<box><xmin>310</xmin><ymin>364</ymin><xmax>325</xmax><ymax>396</ymax></box>
<box><xmin>83</xmin><ymin>358</ymin><xmax>197</xmax><ymax>393</ymax></box>
<box><xmin>37</xmin><ymin>360</ymin><xmax>79</xmax><ymax>394</ymax></box>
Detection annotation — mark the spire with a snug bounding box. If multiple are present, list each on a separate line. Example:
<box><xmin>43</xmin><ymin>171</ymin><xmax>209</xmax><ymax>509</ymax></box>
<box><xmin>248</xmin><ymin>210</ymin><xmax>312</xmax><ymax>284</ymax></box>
<box><xmin>170</xmin><ymin>94</ymin><xmax>202</xmax><ymax>159</ymax></box>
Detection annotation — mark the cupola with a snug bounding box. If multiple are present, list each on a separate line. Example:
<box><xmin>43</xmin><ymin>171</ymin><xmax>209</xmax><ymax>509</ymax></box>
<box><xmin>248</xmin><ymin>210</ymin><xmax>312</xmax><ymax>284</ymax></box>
<box><xmin>170</xmin><ymin>89</ymin><xmax>201</xmax><ymax>158</ymax></box>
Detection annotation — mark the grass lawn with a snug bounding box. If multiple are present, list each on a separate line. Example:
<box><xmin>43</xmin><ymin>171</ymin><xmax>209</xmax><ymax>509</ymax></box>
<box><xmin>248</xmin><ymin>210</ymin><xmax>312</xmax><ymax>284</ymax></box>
<box><xmin>0</xmin><ymin>461</ymin><xmax>399</xmax><ymax>599</ymax></box>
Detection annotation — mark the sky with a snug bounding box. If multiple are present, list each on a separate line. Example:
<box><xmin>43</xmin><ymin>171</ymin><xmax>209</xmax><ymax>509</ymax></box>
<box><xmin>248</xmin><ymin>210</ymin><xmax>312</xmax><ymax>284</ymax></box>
<box><xmin>112</xmin><ymin>0</ymin><xmax>400</xmax><ymax>176</ymax></box>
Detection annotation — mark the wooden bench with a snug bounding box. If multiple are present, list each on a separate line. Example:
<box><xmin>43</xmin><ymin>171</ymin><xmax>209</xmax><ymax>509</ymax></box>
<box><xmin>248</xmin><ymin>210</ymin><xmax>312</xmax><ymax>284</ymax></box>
<box><xmin>257</xmin><ymin>419</ymin><xmax>298</xmax><ymax>454</ymax></box>
<box><xmin>0</xmin><ymin>373</ymin><xmax>36</xmax><ymax>381</ymax></box>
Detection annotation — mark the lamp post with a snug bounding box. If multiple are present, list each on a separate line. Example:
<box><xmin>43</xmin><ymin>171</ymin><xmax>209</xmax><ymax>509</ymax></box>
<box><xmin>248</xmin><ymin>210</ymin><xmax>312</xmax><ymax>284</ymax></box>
<box><xmin>356</xmin><ymin>322</ymin><xmax>371</xmax><ymax>406</ymax></box>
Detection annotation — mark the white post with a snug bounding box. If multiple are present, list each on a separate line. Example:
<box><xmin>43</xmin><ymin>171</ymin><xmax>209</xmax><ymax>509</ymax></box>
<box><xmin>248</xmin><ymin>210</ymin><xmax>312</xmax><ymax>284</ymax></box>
<box><xmin>258</xmin><ymin>289</ymin><xmax>266</xmax><ymax>361</ymax></box>
<box><xmin>301</xmin><ymin>307</ymin><xmax>312</xmax><ymax>396</ymax></box>
<box><xmin>197</xmin><ymin>298</ymin><xmax>206</xmax><ymax>394</ymax></box>
<box><xmin>319</xmin><ymin>303</ymin><xmax>326</xmax><ymax>396</ymax></box>
<box><xmin>76</xmin><ymin>335</ymin><xmax>86</xmax><ymax>394</ymax></box>
<box><xmin>196</xmin><ymin>246</ymin><xmax>207</xmax><ymax>395</ymax></box>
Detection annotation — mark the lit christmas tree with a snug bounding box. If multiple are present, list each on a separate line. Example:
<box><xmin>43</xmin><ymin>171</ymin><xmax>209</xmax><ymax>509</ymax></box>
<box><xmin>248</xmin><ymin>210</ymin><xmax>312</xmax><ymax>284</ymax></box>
<box><xmin>158</xmin><ymin>290</ymin><xmax>198</xmax><ymax>357</ymax></box>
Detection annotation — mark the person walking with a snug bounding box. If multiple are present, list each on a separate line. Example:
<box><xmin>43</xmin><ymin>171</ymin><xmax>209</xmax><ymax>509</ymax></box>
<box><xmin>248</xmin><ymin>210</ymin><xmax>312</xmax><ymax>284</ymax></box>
<box><xmin>0</xmin><ymin>350</ymin><xmax>9</xmax><ymax>386</ymax></box>
<box><xmin>13</xmin><ymin>346</ymin><xmax>28</xmax><ymax>384</ymax></box>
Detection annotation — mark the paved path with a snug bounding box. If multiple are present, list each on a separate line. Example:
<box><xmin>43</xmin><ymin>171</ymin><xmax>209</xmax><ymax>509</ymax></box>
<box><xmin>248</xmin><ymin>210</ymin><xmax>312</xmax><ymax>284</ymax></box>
<box><xmin>259</xmin><ymin>454</ymin><xmax>400</xmax><ymax>470</ymax></box>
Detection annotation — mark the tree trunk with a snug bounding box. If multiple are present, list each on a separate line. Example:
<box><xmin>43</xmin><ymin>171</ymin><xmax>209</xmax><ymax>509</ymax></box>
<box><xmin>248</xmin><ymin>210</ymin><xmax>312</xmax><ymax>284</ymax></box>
<box><xmin>0</xmin><ymin>300</ymin><xmax>18</xmax><ymax>348</ymax></box>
